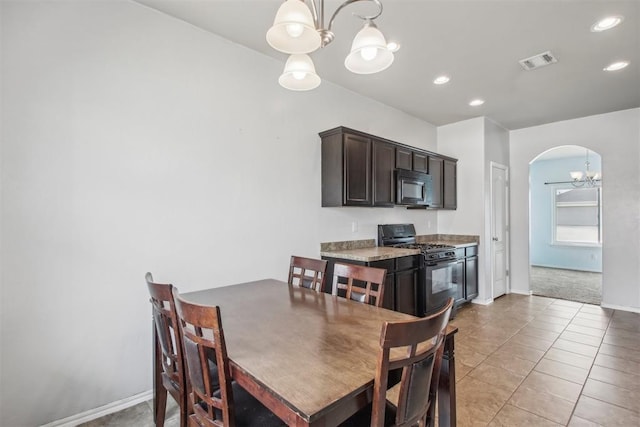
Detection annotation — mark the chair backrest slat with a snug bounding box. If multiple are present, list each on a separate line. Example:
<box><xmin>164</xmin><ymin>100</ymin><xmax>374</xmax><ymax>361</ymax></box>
<box><xmin>288</xmin><ymin>256</ymin><xmax>328</xmax><ymax>293</ymax></box>
<box><xmin>331</xmin><ymin>262</ymin><xmax>386</xmax><ymax>307</ymax></box>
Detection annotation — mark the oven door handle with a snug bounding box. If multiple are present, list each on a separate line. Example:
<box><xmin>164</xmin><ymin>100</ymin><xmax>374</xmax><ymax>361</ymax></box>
<box><xmin>425</xmin><ymin>260</ymin><xmax>458</xmax><ymax>268</ymax></box>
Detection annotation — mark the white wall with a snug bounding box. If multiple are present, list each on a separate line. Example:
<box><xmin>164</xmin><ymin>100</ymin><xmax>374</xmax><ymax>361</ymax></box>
<box><xmin>437</xmin><ymin>118</ymin><xmax>485</xmax><ymax>297</ymax></box>
<box><xmin>510</xmin><ymin>108</ymin><xmax>640</xmax><ymax>311</ymax></box>
<box><xmin>437</xmin><ymin>118</ymin><xmax>485</xmax><ymax>235</ymax></box>
<box><xmin>0</xmin><ymin>1</ymin><xmax>439</xmax><ymax>425</ymax></box>
<box><xmin>437</xmin><ymin>117</ymin><xmax>509</xmax><ymax>303</ymax></box>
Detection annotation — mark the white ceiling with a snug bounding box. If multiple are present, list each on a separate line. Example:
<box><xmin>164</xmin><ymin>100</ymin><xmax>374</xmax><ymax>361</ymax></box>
<box><xmin>135</xmin><ymin>0</ymin><xmax>640</xmax><ymax>130</ymax></box>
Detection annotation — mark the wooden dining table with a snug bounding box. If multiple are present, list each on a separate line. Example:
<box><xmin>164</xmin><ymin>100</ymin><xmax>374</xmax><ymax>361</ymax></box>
<box><xmin>179</xmin><ymin>279</ymin><xmax>458</xmax><ymax>427</ymax></box>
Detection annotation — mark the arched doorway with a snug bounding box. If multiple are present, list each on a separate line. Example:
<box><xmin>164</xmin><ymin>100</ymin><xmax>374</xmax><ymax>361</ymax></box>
<box><xmin>528</xmin><ymin>145</ymin><xmax>603</xmax><ymax>304</ymax></box>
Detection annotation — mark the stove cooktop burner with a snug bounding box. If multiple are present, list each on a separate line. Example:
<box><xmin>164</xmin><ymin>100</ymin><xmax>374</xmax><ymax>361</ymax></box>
<box><xmin>378</xmin><ymin>224</ymin><xmax>457</xmax><ymax>262</ymax></box>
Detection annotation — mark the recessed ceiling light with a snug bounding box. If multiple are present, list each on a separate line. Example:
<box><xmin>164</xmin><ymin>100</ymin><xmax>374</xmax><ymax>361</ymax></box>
<box><xmin>469</xmin><ymin>99</ymin><xmax>484</xmax><ymax>107</ymax></box>
<box><xmin>604</xmin><ymin>61</ymin><xmax>629</xmax><ymax>71</ymax></box>
<box><xmin>387</xmin><ymin>42</ymin><xmax>400</xmax><ymax>52</ymax></box>
<box><xmin>591</xmin><ymin>15</ymin><xmax>624</xmax><ymax>32</ymax></box>
<box><xmin>433</xmin><ymin>75</ymin><xmax>450</xmax><ymax>85</ymax></box>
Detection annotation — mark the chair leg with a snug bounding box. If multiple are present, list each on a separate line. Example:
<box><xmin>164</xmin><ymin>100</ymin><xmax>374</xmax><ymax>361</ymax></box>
<box><xmin>179</xmin><ymin>391</ymin><xmax>189</xmax><ymax>427</ymax></box>
<box><xmin>153</xmin><ymin>326</ymin><xmax>167</xmax><ymax>426</ymax></box>
<box><xmin>155</xmin><ymin>387</ymin><xmax>168</xmax><ymax>427</ymax></box>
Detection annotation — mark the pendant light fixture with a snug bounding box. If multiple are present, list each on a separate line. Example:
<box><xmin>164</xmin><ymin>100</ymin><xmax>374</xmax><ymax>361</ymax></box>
<box><xmin>344</xmin><ymin>20</ymin><xmax>394</xmax><ymax>74</ymax></box>
<box><xmin>570</xmin><ymin>149</ymin><xmax>601</xmax><ymax>187</ymax></box>
<box><xmin>278</xmin><ymin>54</ymin><xmax>321</xmax><ymax>90</ymax></box>
<box><xmin>267</xmin><ymin>0</ymin><xmax>396</xmax><ymax>91</ymax></box>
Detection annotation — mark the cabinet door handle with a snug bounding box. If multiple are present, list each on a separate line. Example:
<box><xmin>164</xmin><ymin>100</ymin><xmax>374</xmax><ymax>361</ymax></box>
<box><xmin>492</xmin><ymin>237</ymin><xmax>498</xmax><ymax>241</ymax></box>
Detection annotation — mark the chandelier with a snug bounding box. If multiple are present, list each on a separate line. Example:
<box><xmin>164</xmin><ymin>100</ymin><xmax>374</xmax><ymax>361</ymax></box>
<box><xmin>266</xmin><ymin>0</ymin><xmax>396</xmax><ymax>91</ymax></box>
<box><xmin>570</xmin><ymin>149</ymin><xmax>601</xmax><ymax>187</ymax></box>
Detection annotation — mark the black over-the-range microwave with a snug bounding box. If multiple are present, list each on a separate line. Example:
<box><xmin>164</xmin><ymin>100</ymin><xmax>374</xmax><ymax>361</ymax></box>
<box><xmin>396</xmin><ymin>169</ymin><xmax>433</xmax><ymax>207</ymax></box>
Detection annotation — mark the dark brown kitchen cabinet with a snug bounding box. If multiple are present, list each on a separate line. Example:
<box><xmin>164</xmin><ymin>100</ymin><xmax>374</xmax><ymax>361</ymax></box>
<box><xmin>372</xmin><ymin>140</ymin><xmax>395</xmax><ymax>207</ymax></box>
<box><xmin>397</xmin><ymin>148</ymin><xmax>429</xmax><ymax>175</ymax></box>
<box><xmin>395</xmin><ymin>268</ymin><xmax>418</xmax><ymax>315</ymax></box>
<box><xmin>428</xmin><ymin>156</ymin><xmax>457</xmax><ymax>210</ymax></box>
<box><xmin>368</xmin><ymin>256</ymin><xmax>418</xmax><ymax>316</ymax></box>
<box><xmin>465</xmin><ymin>245</ymin><xmax>478</xmax><ymax>300</ymax></box>
<box><xmin>428</xmin><ymin>156</ymin><xmax>444</xmax><ymax>208</ymax></box>
<box><xmin>395</xmin><ymin>147</ymin><xmax>412</xmax><ymax>170</ymax></box>
<box><xmin>322</xmin><ymin>255</ymin><xmax>419</xmax><ymax>315</ymax></box>
<box><xmin>443</xmin><ymin>159</ymin><xmax>457</xmax><ymax>210</ymax></box>
<box><xmin>320</xmin><ymin>126</ymin><xmax>457</xmax><ymax>209</ymax></box>
<box><xmin>321</xmin><ymin>129</ymin><xmax>371</xmax><ymax>206</ymax></box>
<box><xmin>452</xmin><ymin>244</ymin><xmax>479</xmax><ymax>307</ymax></box>
<box><xmin>413</xmin><ymin>152</ymin><xmax>429</xmax><ymax>173</ymax></box>
<box><xmin>344</xmin><ymin>133</ymin><xmax>371</xmax><ymax>205</ymax></box>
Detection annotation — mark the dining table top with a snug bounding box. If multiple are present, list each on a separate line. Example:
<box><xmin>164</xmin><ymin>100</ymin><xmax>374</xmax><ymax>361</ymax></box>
<box><xmin>181</xmin><ymin>278</ymin><xmax>439</xmax><ymax>426</ymax></box>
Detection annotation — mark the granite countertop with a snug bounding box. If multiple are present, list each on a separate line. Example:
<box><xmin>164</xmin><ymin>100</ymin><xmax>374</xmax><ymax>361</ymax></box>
<box><xmin>320</xmin><ymin>235</ymin><xmax>479</xmax><ymax>262</ymax></box>
<box><xmin>416</xmin><ymin>234</ymin><xmax>479</xmax><ymax>248</ymax></box>
<box><xmin>320</xmin><ymin>246</ymin><xmax>421</xmax><ymax>262</ymax></box>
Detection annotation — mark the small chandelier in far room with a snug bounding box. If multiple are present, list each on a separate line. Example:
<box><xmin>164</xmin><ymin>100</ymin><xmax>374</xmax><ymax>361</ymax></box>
<box><xmin>570</xmin><ymin>149</ymin><xmax>601</xmax><ymax>187</ymax></box>
<box><xmin>266</xmin><ymin>0</ymin><xmax>397</xmax><ymax>91</ymax></box>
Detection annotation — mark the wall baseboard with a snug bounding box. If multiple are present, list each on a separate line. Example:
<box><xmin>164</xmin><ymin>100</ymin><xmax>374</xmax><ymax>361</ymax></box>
<box><xmin>41</xmin><ymin>390</ymin><xmax>153</xmax><ymax>427</ymax></box>
<box><xmin>510</xmin><ymin>289</ymin><xmax>533</xmax><ymax>296</ymax></box>
<box><xmin>470</xmin><ymin>297</ymin><xmax>493</xmax><ymax>305</ymax></box>
<box><xmin>601</xmin><ymin>302</ymin><xmax>640</xmax><ymax>314</ymax></box>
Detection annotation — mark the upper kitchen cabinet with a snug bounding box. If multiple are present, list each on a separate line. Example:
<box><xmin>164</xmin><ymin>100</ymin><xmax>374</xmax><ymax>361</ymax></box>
<box><xmin>412</xmin><ymin>152</ymin><xmax>429</xmax><ymax>173</ymax></box>
<box><xmin>372</xmin><ymin>140</ymin><xmax>395</xmax><ymax>207</ymax></box>
<box><xmin>395</xmin><ymin>147</ymin><xmax>428</xmax><ymax>173</ymax></box>
<box><xmin>428</xmin><ymin>155</ymin><xmax>458</xmax><ymax>210</ymax></box>
<box><xmin>320</xmin><ymin>126</ymin><xmax>457</xmax><ymax>209</ymax></box>
<box><xmin>428</xmin><ymin>156</ymin><xmax>444</xmax><ymax>208</ymax></box>
<box><xmin>395</xmin><ymin>147</ymin><xmax>412</xmax><ymax>170</ymax></box>
<box><xmin>443</xmin><ymin>159</ymin><xmax>457</xmax><ymax>210</ymax></box>
<box><xmin>321</xmin><ymin>128</ymin><xmax>371</xmax><ymax>206</ymax></box>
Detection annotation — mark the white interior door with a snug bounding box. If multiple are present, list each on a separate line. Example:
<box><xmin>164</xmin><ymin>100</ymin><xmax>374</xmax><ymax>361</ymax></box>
<box><xmin>491</xmin><ymin>163</ymin><xmax>509</xmax><ymax>298</ymax></box>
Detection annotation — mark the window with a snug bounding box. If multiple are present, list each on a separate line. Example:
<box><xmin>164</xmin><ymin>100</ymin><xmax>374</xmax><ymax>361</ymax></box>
<box><xmin>553</xmin><ymin>186</ymin><xmax>601</xmax><ymax>245</ymax></box>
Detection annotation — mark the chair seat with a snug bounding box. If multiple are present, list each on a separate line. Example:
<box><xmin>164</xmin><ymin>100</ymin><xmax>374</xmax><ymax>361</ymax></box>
<box><xmin>386</xmin><ymin>382</ymin><xmax>400</xmax><ymax>408</ymax></box>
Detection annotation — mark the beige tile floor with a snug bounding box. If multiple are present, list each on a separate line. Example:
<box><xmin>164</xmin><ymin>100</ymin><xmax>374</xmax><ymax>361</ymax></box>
<box><xmin>451</xmin><ymin>294</ymin><xmax>640</xmax><ymax>426</ymax></box>
<box><xmin>83</xmin><ymin>294</ymin><xmax>640</xmax><ymax>426</ymax></box>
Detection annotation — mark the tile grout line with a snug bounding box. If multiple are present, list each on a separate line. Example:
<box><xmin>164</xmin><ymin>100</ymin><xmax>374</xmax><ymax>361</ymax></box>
<box><xmin>482</xmin><ymin>299</ymin><xmax>616</xmax><ymax>426</ymax></box>
<box><xmin>483</xmin><ymin>298</ymin><xmax>568</xmax><ymax>426</ymax></box>
<box><xmin>508</xmin><ymin>301</ymin><xmax>582</xmax><ymax>426</ymax></box>
<box><xmin>563</xmin><ymin>305</ymin><xmax>612</xmax><ymax>426</ymax></box>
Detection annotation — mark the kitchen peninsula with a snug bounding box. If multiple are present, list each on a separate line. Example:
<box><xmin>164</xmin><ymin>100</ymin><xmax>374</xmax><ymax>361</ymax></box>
<box><xmin>321</xmin><ymin>232</ymin><xmax>479</xmax><ymax>316</ymax></box>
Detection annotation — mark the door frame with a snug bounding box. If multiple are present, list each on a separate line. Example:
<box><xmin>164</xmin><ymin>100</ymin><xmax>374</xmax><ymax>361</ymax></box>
<box><xmin>490</xmin><ymin>162</ymin><xmax>510</xmax><ymax>299</ymax></box>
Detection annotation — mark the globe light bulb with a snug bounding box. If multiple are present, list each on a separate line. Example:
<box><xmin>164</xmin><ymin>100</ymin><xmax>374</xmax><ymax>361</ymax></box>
<box><xmin>292</xmin><ymin>71</ymin><xmax>307</xmax><ymax>80</ymax></box>
<box><xmin>360</xmin><ymin>47</ymin><xmax>378</xmax><ymax>61</ymax></box>
<box><xmin>286</xmin><ymin>23</ymin><xmax>304</xmax><ymax>38</ymax></box>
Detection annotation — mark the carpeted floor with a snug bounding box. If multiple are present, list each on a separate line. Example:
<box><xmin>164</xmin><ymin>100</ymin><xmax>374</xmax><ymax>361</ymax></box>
<box><xmin>530</xmin><ymin>266</ymin><xmax>602</xmax><ymax>305</ymax></box>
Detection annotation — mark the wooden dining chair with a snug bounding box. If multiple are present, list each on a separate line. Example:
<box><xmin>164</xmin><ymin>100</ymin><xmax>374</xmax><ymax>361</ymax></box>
<box><xmin>288</xmin><ymin>256</ymin><xmax>328</xmax><ymax>292</ymax></box>
<box><xmin>331</xmin><ymin>262</ymin><xmax>387</xmax><ymax>307</ymax></box>
<box><xmin>172</xmin><ymin>288</ymin><xmax>284</xmax><ymax>427</ymax></box>
<box><xmin>146</xmin><ymin>272</ymin><xmax>188</xmax><ymax>427</ymax></box>
<box><xmin>341</xmin><ymin>297</ymin><xmax>454</xmax><ymax>427</ymax></box>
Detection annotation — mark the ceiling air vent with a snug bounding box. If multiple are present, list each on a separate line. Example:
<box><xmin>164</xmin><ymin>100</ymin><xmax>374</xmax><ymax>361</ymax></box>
<box><xmin>519</xmin><ymin>51</ymin><xmax>558</xmax><ymax>71</ymax></box>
